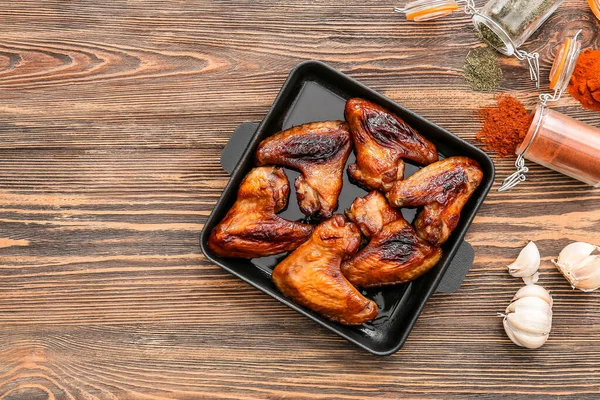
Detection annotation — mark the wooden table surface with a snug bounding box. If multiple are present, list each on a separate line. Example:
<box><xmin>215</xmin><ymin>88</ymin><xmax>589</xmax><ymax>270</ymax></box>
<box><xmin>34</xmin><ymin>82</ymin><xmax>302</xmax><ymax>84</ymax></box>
<box><xmin>1</xmin><ymin>1</ymin><xmax>600</xmax><ymax>399</ymax></box>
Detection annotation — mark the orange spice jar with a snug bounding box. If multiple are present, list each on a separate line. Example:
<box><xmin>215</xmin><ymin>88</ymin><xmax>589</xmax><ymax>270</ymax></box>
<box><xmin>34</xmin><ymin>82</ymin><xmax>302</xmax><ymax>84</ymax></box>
<box><xmin>517</xmin><ymin>105</ymin><xmax>600</xmax><ymax>187</ymax></box>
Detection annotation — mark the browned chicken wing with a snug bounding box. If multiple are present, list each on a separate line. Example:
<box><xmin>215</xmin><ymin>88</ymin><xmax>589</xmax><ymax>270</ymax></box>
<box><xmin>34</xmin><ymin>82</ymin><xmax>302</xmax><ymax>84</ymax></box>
<box><xmin>345</xmin><ymin>98</ymin><xmax>438</xmax><ymax>192</ymax></box>
<box><xmin>345</xmin><ymin>190</ymin><xmax>403</xmax><ymax>238</ymax></box>
<box><xmin>343</xmin><ymin>192</ymin><xmax>442</xmax><ymax>288</ymax></box>
<box><xmin>208</xmin><ymin>166</ymin><xmax>313</xmax><ymax>258</ymax></box>
<box><xmin>387</xmin><ymin>156</ymin><xmax>483</xmax><ymax>247</ymax></box>
<box><xmin>256</xmin><ymin>121</ymin><xmax>352</xmax><ymax>218</ymax></box>
<box><xmin>272</xmin><ymin>215</ymin><xmax>378</xmax><ymax>325</ymax></box>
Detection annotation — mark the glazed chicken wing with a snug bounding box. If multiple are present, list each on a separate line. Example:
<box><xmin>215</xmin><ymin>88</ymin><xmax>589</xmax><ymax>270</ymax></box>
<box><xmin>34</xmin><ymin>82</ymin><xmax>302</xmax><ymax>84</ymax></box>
<box><xmin>345</xmin><ymin>190</ymin><xmax>403</xmax><ymax>238</ymax></box>
<box><xmin>208</xmin><ymin>166</ymin><xmax>313</xmax><ymax>258</ymax></box>
<box><xmin>272</xmin><ymin>215</ymin><xmax>378</xmax><ymax>325</ymax></box>
<box><xmin>256</xmin><ymin>121</ymin><xmax>352</xmax><ymax>218</ymax></box>
<box><xmin>387</xmin><ymin>156</ymin><xmax>483</xmax><ymax>247</ymax></box>
<box><xmin>343</xmin><ymin>192</ymin><xmax>442</xmax><ymax>288</ymax></box>
<box><xmin>345</xmin><ymin>98</ymin><xmax>439</xmax><ymax>192</ymax></box>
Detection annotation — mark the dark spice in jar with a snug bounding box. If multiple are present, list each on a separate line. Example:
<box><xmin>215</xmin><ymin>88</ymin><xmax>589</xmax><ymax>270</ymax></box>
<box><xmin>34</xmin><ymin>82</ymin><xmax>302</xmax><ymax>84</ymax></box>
<box><xmin>477</xmin><ymin>24</ymin><xmax>505</xmax><ymax>51</ymax></box>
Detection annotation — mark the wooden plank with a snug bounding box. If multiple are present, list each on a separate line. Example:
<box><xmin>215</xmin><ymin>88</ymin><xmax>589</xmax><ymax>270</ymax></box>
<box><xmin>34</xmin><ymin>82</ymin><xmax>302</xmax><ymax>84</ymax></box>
<box><xmin>1</xmin><ymin>1</ymin><xmax>600</xmax><ymax>399</ymax></box>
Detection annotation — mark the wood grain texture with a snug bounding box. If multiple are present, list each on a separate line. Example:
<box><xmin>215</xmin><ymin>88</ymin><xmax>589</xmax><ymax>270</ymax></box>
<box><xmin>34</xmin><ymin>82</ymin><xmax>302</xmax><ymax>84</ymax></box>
<box><xmin>1</xmin><ymin>1</ymin><xmax>600</xmax><ymax>399</ymax></box>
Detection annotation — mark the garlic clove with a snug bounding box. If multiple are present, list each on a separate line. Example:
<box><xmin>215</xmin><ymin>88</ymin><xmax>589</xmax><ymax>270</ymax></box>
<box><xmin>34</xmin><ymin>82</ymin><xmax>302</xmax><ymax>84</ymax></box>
<box><xmin>512</xmin><ymin>284</ymin><xmax>553</xmax><ymax>305</ymax></box>
<box><xmin>516</xmin><ymin>333</ymin><xmax>548</xmax><ymax>349</ymax></box>
<box><xmin>503</xmin><ymin>284</ymin><xmax>552</xmax><ymax>349</ymax></box>
<box><xmin>503</xmin><ymin>318</ymin><xmax>525</xmax><ymax>347</ymax></box>
<box><xmin>553</xmin><ymin>242</ymin><xmax>600</xmax><ymax>292</ymax></box>
<box><xmin>506</xmin><ymin>303</ymin><xmax>552</xmax><ymax>334</ymax></box>
<box><xmin>507</xmin><ymin>241</ymin><xmax>540</xmax><ymax>283</ymax></box>
<box><xmin>554</xmin><ymin>242</ymin><xmax>598</xmax><ymax>268</ymax></box>
<box><xmin>569</xmin><ymin>255</ymin><xmax>600</xmax><ymax>292</ymax></box>
<box><xmin>506</xmin><ymin>295</ymin><xmax>552</xmax><ymax>314</ymax></box>
<box><xmin>520</xmin><ymin>333</ymin><xmax>548</xmax><ymax>349</ymax></box>
<box><xmin>503</xmin><ymin>319</ymin><xmax>549</xmax><ymax>349</ymax></box>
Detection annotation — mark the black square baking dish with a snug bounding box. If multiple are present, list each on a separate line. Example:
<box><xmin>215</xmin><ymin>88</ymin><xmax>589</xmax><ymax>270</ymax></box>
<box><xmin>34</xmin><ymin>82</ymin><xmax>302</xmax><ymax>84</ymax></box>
<box><xmin>200</xmin><ymin>60</ymin><xmax>495</xmax><ymax>356</ymax></box>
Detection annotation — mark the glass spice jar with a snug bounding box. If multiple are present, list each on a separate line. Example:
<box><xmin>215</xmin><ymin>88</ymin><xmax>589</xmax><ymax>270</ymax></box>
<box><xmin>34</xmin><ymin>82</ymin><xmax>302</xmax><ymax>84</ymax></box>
<box><xmin>471</xmin><ymin>0</ymin><xmax>564</xmax><ymax>87</ymax></box>
<box><xmin>514</xmin><ymin>105</ymin><xmax>600</xmax><ymax>188</ymax></box>
<box><xmin>472</xmin><ymin>0</ymin><xmax>564</xmax><ymax>55</ymax></box>
<box><xmin>499</xmin><ymin>31</ymin><xmax>600</xmax><ymax>191</ymax></box>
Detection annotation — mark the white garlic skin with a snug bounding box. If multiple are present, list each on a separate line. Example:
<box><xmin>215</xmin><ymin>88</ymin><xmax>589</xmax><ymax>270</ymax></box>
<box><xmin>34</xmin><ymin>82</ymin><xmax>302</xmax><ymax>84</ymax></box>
<box><xmin>507</xmin><ymin>241</ymin><xmax>540</xmax><ymax>284</ymax></box>
<box><xmin>556</xmin><ymin>242</ymin><xmax>598</xmax><ymax>267</ymax></box>
<box><xmin>552</xmin><ymin>242</ymin><xmax>600</xmax><ymax>292</ymax></box>
<box><xmin>503</xmin><ymin>285</ymin><xmax>552</xmax><ymax>349</ymax></box>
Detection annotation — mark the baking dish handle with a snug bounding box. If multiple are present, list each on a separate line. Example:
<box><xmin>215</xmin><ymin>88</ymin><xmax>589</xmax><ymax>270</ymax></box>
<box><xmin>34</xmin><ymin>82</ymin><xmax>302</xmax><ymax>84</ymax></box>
<box><xmin>220</xmin><ymin>122</ymin><xmax>474</xmax><ymax>294</ymax></box>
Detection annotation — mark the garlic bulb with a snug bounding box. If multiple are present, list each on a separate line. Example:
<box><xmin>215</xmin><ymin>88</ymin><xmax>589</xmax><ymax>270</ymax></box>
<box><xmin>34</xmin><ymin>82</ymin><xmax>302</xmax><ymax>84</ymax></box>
<box><xmin>502</xmin><ymin>285</ymin><xmax>552</xmax><ymax>349</ymax></box>
<box><xmin>552</xmin><ymin>242</ymin><xmax>600</xmax><ymax>292</ymax></box>
<box><xmin>507</xmin><ymin>241</ymin><xmax>540</xmax><ymax>285</ymax></box>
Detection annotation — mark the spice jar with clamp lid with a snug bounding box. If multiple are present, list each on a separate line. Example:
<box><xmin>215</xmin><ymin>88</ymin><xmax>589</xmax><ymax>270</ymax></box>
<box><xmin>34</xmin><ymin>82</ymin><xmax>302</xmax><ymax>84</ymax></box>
<box><xmin>472</xmin><ymin>0</ymin><xmax>564</xmax><ymax>87</ymax></box>
<box><xmin>499</xmin><ymin>31</ymin><xmax>600</xmax><ymax>191</ymax></box>
<box><xmin>505</xmin><ymin>105</ymin><xmax>600</xmax><ymax>189</ymax></box>
<box><xmin>472</xmin><ymin>0</ymin><xmax>564</xmax><ymax>55</ymax></box>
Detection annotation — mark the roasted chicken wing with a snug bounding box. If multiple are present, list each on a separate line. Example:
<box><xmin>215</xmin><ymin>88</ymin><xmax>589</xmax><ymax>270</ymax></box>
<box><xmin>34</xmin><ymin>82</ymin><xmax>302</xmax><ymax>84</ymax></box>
<box><xmin>387</xmin><ymin>156</ymin><xmax>483</xmax><ymax>246</ymax></box>
<box><xmin>343</xmin><ymin>192</ymin><xmax>442</xmax><ymax>288</ymax></box>
<box><xmin>345</xmin><ymin>98</ymin><xmax>438</xmax><ymax>192</ymax></box>
<box><xmin>256</xmin><ymin>121</ymin><xmax>352</xmax><ymax>218</ymax></box>
<box><xmin>345</xmin><ymin>190</ymin><xmax>403</xmax><ymax>238</ymax></box>
<box><xmin>272</xmin><ymin>215</ymin><xmax>378</xmax><ymax>325</ymax></box>
<box><xmin>208</xmin><ymin>166</ymin><xmax>313</xmax><ymax>258</ymax></box>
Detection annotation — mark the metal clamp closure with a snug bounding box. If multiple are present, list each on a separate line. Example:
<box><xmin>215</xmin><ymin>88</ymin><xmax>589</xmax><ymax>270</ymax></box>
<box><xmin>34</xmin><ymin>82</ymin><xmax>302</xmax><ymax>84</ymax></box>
<box><xmin>515</xmin><ymin>49</ymin><xmax>541</xmax><ymax>88</ymax></box>
<box><xmin>498</xmin><ymin>100</ymin><xmax>549</xmax><ymax>192</ymax></box>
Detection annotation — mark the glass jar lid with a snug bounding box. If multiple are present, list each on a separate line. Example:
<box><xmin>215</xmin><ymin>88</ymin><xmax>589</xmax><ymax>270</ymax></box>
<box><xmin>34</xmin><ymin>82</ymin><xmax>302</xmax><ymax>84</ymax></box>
<box><xmin>498</xmin><ymin>104</ymin><xmax>544</xmax><ymax>192</ymax></box>
<box><xmin>397</xmin><ymin>0</ymin><xmax>459</xmax><ymax>21</ymax></box>
<box><xmin>589</xmin><ymin>0</ymin><xmax>600</xmax><ymax>20</ymax></box>
<box><xmin>548</xmin><ymin>30</ymin><xmax>582</xmax><ymax>94</ymax></box>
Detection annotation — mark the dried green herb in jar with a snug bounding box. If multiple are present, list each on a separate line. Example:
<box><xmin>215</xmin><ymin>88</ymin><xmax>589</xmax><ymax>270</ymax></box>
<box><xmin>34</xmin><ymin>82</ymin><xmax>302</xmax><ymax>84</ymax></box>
<box><xmin>487</xmin><ymin>0</ymin><xmax>558</xmax><ymax>37</ymax></box>
<box><xmin>463</xmin><ymin>47</ymin><xmax>503</xmax><ymax>92</ymax></box>
<box><xmin>477</xmin><ymin>24</ymin><xmax>505</xmax><ymax>50</ymax></box>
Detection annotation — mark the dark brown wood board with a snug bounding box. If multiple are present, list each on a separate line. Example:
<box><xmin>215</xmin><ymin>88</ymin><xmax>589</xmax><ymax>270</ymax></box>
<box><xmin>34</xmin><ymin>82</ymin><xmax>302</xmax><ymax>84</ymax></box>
<box><xmin>1</xmin><ymin>1</ymin><xmax>600</xmax><ymax>399</ymax></box>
